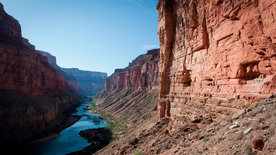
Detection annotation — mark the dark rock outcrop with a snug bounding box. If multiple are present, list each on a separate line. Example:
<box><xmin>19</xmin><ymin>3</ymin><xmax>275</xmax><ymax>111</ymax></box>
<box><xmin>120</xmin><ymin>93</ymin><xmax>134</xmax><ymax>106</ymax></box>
<box><xmin>0</xmin><ymin>3</ymin><xmax>34</xmax><ymax>50</ymax></box>
<box><xmin>36</xmin><ymin>50</ymin><xmax>59</xmax><ymax>69</ymax></box>
<box><xmin>69</xmin><ymin>128</ymin><xmax>113</xmax><ymax>155</ymax></box>
<box><xmin>0</xmin><ymin>3</ymin><xmax>80</xmax><ymax>149</ymax></box>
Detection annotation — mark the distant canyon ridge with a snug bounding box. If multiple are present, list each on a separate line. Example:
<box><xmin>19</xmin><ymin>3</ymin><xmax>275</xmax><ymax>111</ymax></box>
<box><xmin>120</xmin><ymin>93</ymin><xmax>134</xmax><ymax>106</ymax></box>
<box><xmin>37</xmin><ymin>50</ymin><xmax>107</xmax><ymax>96</ymax></box>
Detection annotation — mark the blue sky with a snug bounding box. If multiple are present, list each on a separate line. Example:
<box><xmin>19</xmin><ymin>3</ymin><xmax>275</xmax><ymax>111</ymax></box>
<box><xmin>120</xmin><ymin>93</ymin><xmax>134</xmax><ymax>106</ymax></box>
<box><xmin>1</xmin><ymin>0</ymin><xmax>159</xmax><ymax>75</ymax></box>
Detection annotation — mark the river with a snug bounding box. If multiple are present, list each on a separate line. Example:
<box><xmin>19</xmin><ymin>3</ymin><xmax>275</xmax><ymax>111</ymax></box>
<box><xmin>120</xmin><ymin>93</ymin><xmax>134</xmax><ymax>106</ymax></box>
<box><xmin>28</xmin><ymin>103</ymin><xmax>108</xmax><ymax>155</ymax></box>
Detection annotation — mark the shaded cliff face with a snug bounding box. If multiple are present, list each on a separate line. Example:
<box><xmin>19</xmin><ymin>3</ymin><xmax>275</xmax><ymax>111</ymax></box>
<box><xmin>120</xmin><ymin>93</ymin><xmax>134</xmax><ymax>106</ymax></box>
<box><xmin>0</xmin><ymin>48</ymin><xmax>73</xmax><ymax>95</ymax></box>
<box><xmin>37</xmin><ymin>51</ymin><xmax>107</xmax><ymax>97</ymax></box>
<box><xmin>0</xmin><ymin>3</ymin><xmax>34</xmax><ymax>50</ymax></box>
<box><xmin>36</xmin><ymin>50</ymin><xmax>82</xmax><ymax>95</ymax></box>
<box><xmin>62</xmin><ymin>68</ymin><xmax>107</xmax><ymax>96</ymax></box>
<box><xmin>157</xmin><ymin>0</ymin><xmax>276</xmax><ymax>119</ymax></box>
<box><xmin>0</xmin><ymin>3</ymin><xmax>80</xmax><ymax>148</ymax></box>
<box><xmin>104</xmin><ymin>49</ymin><xmax>160</xmax><ymax>91</ymax></box>
<box><xmin>37</xmin><ymin>50</ymin><xmax>59</xmax><ymax>69</ymax></box>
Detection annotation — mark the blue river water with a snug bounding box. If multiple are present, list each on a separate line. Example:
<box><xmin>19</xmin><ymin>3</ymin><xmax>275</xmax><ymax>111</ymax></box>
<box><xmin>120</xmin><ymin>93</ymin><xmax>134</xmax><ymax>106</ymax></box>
<box><xmin>29</xmin><ymin>104</ymin><xmax>108</xmax><ymax>155</ymax></box>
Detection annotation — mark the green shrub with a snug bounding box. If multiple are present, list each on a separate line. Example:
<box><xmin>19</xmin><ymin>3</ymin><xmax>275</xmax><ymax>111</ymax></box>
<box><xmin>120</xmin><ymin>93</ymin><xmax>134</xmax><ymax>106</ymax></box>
<box><xmin>135</xmin><ymin>151</ymin><xmax>142</xmax><ymax>155</ymax></box>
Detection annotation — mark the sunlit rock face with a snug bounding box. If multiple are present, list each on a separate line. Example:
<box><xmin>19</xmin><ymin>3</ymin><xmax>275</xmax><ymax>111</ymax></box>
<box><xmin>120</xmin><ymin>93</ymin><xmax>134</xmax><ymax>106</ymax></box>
<box><xmin>96</xmin><ymin>49</ymin><xmax>160</xmax><ymax>127</ymax></box>
<box><xmin>0</xmin><ymin>2</ymin><xmax>80</xmax><ymax>148</ymax></box>
<box><xmin>157</xmin><ymin>0</ymin><xmax>276</xmax><ymax>120</ymax></box>
<box><xmin>104</xmin><ymin>49</ymin><xmax>160</xmax><ymax>91</ymax></box>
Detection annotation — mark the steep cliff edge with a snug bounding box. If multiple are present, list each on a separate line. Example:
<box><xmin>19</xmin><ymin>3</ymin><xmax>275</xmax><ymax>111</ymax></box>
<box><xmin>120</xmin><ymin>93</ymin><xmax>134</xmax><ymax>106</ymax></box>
<box><xmin>157</xmin><ymin>0</ymin><xmax>276</xmax><ymax>122</ymax></box>
<box><xmin>0</xmin><ymin>3</ymin><xmax>80</xmax><ymax>149</ymax></box>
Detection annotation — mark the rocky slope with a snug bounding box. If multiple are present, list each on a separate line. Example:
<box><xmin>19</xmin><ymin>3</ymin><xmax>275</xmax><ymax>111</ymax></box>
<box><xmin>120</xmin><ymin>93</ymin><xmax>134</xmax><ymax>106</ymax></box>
<box><xmin>0</xmin><ymin>3</ymin><xmax>80</xmax><ymax>149</ymax></box>
<box><xmin>96</xmin><ymin>89</ymin><xmax>158</xmax><ymax>125</ymax></box>
<box><xmin>62</xmin><ymin>68</ymin><xmax>107</xmax><ymax>96</ymax></box>
<box><xmin>103</xmin><ymin>49</ymin><xmax>160</xmax><ymax>91</ymax></box>
<box><xmin>96</xmin><ymin>95</ymin><xmax>276</xmax><ymax>155</ymax></box>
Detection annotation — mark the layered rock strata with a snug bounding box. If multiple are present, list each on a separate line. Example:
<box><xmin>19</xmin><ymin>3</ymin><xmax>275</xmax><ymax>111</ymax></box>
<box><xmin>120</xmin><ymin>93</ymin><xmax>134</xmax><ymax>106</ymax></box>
<box><xmin>103</xmin><ymin>49</ymin><xmax>160</xmax><ymax>91</ymax></box>
<box><xmin>157</xmin><ymin>0</ymin><xmax>276</xmax><ymax>121</ymax></box>
<box><xmin>0</xmin><ymin>3</ymin><xmax>80</xmax><ymax>148</ymax></box>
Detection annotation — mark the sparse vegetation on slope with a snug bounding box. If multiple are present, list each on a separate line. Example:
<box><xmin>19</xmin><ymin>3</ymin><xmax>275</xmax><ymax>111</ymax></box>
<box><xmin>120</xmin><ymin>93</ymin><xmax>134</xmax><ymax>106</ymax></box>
<box><xmin>88</xmin><ymin>98</ymin><xmax>128</xmax><ymax>141</ymax></box>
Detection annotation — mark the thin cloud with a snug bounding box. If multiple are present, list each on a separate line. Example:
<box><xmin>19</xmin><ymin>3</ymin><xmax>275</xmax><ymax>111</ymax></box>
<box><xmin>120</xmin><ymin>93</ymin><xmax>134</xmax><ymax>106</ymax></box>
<box><xmin>126</xmin><ymin>0</ymin><xmax>143</xmax><ymax>6</ymax></box>
<box><xmin>149</xmin><ymin>0</ymin><xmax>155</xmax><ymax>8</ymax></box>
<box><xmin>123</xmin><ymin>0</ymin><xmax>144</xmax><ymax>8</ymax></box>
<box><xmin>142</xmin><ymin>44</ymin><xmax>160</xmax><ymax>50</ymax></box>
<box><xmin>124</xmin><ymin>0</ymin><xmax>158</xmax><ymax>16</ymax></box>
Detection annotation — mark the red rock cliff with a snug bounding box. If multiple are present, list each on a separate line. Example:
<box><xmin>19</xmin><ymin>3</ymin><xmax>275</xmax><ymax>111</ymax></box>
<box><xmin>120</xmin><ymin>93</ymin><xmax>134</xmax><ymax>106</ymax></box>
<box><xmin>103</xmin><ymin>49</ymin><xmax>160</xmax><ymax>91</ymax></box>
<box><xmin>0</xmin><ymin>3</ymin><xmax>80</xmax><ymax>148</ymax></box>
<box><xmin>37</xmin><ymin>51</ymin><xmax>108</xmax><ymax>96</ymax></box>
<box><xmin>157</xmin><ymin>0</ymin><xmax>276</xmax><ymax>119</ymax></box>
<box><xmin>36</xmin><ymin>50</ymin><xmax>80</xmax><ymax>93</ymax></box>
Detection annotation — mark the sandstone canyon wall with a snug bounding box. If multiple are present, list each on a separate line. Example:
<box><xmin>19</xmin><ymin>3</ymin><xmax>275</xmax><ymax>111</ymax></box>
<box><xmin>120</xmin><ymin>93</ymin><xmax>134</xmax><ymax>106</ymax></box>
<box><xmin>0</xmin><ymin>3</ymin><xmax>80</xmax><ymax>148</ymax></box>
<box><xmin>103</xmin><ymin>49</ymin><xmax>160</xmax><ymax>91</ymax></box>
<box><xmin>157</xmin><ymin>0</ymin><xmax>276</xmax><ymax>120</ymax></box>
<box><xmin>37</xmin><ymin>50</ymin><xmax>60</xmax><ymax>69</ymax></box>
<box><xmin>96</xmin><ymin>49</ymin><xmax>160</xmax><ymax>124</ymax></box>
<box><xmin>35</xmin><ymin>50</ymin><xmax>81</xmax><ymax>94</ymax></box>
